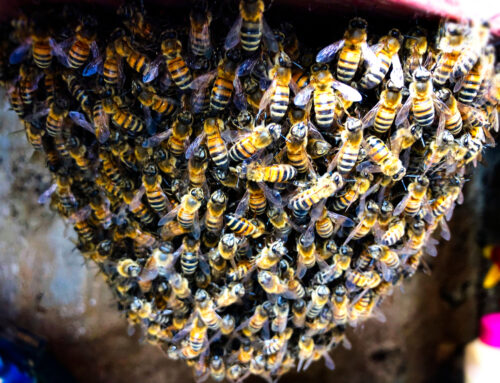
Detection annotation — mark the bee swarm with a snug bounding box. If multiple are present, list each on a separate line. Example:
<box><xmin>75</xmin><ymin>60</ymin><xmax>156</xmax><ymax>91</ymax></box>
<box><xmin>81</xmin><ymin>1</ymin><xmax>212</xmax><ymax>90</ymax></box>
<box><xmin>2</xmin><ymin>1</ymin><xmax>498</xmax><ymax>382</ymax></box>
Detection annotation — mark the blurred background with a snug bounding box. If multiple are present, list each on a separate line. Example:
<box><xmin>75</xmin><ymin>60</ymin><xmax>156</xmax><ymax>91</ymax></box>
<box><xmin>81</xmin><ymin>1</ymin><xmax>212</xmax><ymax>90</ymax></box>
<box><xmin>0</xmin><ymin>1</ymin><xmax>499</xmax><ymax>382</ymax></box>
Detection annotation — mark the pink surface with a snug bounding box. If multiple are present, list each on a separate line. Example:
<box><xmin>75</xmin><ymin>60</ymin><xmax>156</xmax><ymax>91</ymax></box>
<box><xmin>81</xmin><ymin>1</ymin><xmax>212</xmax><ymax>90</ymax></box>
<box><xmin>480</xmin><ymin>313</ymin><xmax>500</xmax><ymax>348</ymax></box>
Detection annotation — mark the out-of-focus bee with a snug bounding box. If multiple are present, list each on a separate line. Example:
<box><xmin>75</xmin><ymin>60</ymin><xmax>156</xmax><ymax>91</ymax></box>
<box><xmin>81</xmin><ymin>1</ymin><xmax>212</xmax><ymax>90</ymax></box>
<box><xmin>394</xmin><ymin>176</ymin><xmax>429</xmax><ymax>216</ymax></box>
<box><xmin>114</xmin><ymin>36</ymin><xmax>150</xmax><ymax>77</ymax></box>
<box><xmin>359</xmin><ymin>29</ymin><xmax>404</xmax><ymax>89</ymax></box>
<box><xmin>189</xmin><ymin>2</ymin><xmax>212</xmax><ymax>60</ymax></box>
<box><xmin>332</xmin><ymin>285</ymin><xmax>349</xmax><ymax>325</ymax></box>
<box><xmin>432</xmin><ymin>22</ymin><xmax>465</xmax><ymax>86</ymax></box>
<box><xmin>224</xmin><ymin>0</ymin><xmax>278</xmax><ymax>53</ymax></box>
<box><xmin>294</xmin><ymin>63</ymin><xmax>362</xmax><ymax>129</ymax></box>
<box><xmin>229</xmin><ymin>122</ymin><xmax>281</xmax><ymax>162</ymax></box>
<box><xmin>271</xmin><ymin>297</ymin><xmax>289</xmax><ymax>333</ymax></box>
<box><xmin>103</xmin><ymin>97</ymin><xmax>145</xmax><ymax>135</ymax></box>
<box><xmin>404</xmin><ymin>27</ymin><xmax>428</xmax><ymax>83</ymax></box>
<box><xmin>296</xmin><ymin>335</ymin><xmax>314</xmax><ymax>372</ymax></box>
<box><xmin>289</xmin><ymin>171</ymin><xmax>344</xmax><ymax>211</ymax></box>
<box><xmin>453</xmin><ymin>20</ymin><xmax>490</xmax><ymax>79</ymax></box>
<box><xmin>180</xmin><ymin>236</ymin><xmax>203</xmax><ymax>276</ymax></box>
<box><xmin>63</xmin><ymin>73</ymin><xmax>91</xmax><ymax>115</ymax></box>
<box><xmin>102</xmin><ymin>45</ymin><xmax>121</xmax><ymax>86</ymax></box>
<box><xmin>67</xmin><ymin>136</ymin><xmax>91</xmax><ymax>172</ymax></box>
<box><xmin>209</xmin><ymin>355</ymin><xmax>225</xmax><ymax>382</ymax></box>
<box><xmin>8</xmin><ymin>85</ymin><xmax>25</xmax><ymax>118</ymax></box>
<box><xmin>205</xmin><ymin>190</ymin><xmax>227</xmax><ymax>234</ymax></box>
<box><xmin>306</xmin><ymin>285</ymin><xmax>330</xmax><ymax>319</ymax></box>
<box><xmin>18</xmin><ymin>65</ymin><xmax>42</xmax><ymax>105</ymax></box>
<box><xmin>258</xmin><ymin>51</ymin><xmax>294</xmax><ymax>121</ymax></box>
<box><xmin>141</xmin><ymin>163</ymin><xmax>169</xmax><ymax>214</ymax></box>
<box><xmin>362</xmin><ymin>81</ymin><xmax>403</xmax><ymax>133</ymax></box>
<box><xmin>122</xmin><ymin>189</ymin><xmax>155</xmax><ymax>226</ymax></box>
<box><xmin>181</xmin><ymin>315</ymin><xmax>207</xmax><ymax>359</ymax></box>
<box><xmin>344</xmin><ymin>200</ymin><xmax>379</xmax><ymax>244</ymax></box>
<box><xmin>349</xmin><ymin>290</ymin><xmax>375</xmax><ymax>322</ymax></box>
<box><xmin>89</xmin><ymin>192</ymin><xmax>113</xmax><ymax>229</ymax></box>
<box><xmin>67</xmin><ymin>17</ymin><xmax>98</xmax><ymax>69</ymax></box>
<box><xmin>24</xmin><ymin>120</ymin><xmax>44</xmax><ymax>151</ymax></box>
<box><xmin>396</xmin><ymin>67</ymin><xmax>449</xmax><ymax>129</ymax></box>
<box><xmin>346</xmin><ymin>268</ymin><xmax>381</xmax><ymax>291</ymax></box>
<box><xmin>46</xmin><ymin>99</ymin><xmax>68</xmax><ymax>137</ymax></box>
<box><xmin>361</xmin><ymin>135</ymin><xmax>406</xmax><ymax>181</ymax></box>
<box><xmin>10</xmin><ymin>30</ymin><xmax>58</xmax><ymax>69</ymax></box>
<box><xmin>316</xmin><ymin>17</ymin><xmax>380</xmax><ymax>83</ymax></box>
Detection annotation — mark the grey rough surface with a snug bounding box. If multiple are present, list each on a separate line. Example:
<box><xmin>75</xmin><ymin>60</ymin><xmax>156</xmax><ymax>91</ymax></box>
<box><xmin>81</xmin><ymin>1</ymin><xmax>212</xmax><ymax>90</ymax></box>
<box><xmin>0</xmin><ymin>102</ymin><xmax>482</xmax><ymax>383</ymax></box>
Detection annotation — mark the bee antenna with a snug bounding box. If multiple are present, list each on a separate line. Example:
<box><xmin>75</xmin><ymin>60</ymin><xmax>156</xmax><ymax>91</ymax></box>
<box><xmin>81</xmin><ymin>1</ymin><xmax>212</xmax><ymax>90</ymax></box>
<box><xmin>280</xmin><ymin>134</ymin><xmax>291</xmax><ymax>143</ymax></box>
<box><xmin>400</xmin><ymin>179</ymin><xmax>407</xmax><ymax>191</ymax></box>
<box><xmin>292</xmin><ymin>61</ymin><xmax>303</xmax><ymax>69</ymax></box>
<box><xmin>420</xmin><ymin>137</ymin><xmax>426</xmax><ymax>146</ymax></box>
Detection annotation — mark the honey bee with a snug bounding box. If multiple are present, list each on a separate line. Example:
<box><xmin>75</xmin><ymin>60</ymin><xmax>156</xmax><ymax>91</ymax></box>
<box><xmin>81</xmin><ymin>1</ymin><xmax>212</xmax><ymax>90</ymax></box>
<box><xmin>209</xmin><ymin>355</ymin><xmax>225</xmax><ymax>382</ymax></box>
<box><xmin>332</xmin><ymin>117</ymin><xmax>364</xmax><ymax>176</ymax></box>
<box><xmin>117</xmin><ymin>258</ymin><xmax>141</xmax><ymax>278</ymax></box>
<box><xmin>24</xmin><ymin>120</ymin><xmax>44</xmax><ymax>151</ymax></box>
<box><xmin>432</xmin><ymin>22</ymin><xmax>465</xmax><ymax>86</ymax></box>
<box><xmin>152</xmin><ymin>36</ymin><xmax>193</xmax><ymax>90</ymax></box>
<box><xmin>316</xmin><ymin>17</ymin><xmax>380</xmax><ymax>83</ymax></box>
<box><xmin>10</xmin><ymin>31</ymin><xmax>62</xmax><ymax>69</ymax></box>
<box><xmin>229</xmin><ymin>122</ymin><xmax>281</xmax><ymax>162</ymax></box>
<box><xmin>255</xmin><ymin>240</ymin><xmax>287</xmax><ymax>270</ymax></box>
<box><xmin>180</xmin><ymin>236</ymin><xmax>205</xmax><ymax>276</ymax></box>
<box><xmin>18</xmin><ymin>65</ymin><xmax>42</xmax><ymax>105</ymax></box>
<box><xmin>332</xmin><ymin>284</ymin><xmax>349</xmax><ymax>325</ymax></box>
<box><xmin>258</xmin><ymin>51</ymin><xmax>295</xmax><ymax>121</ymax></box>
<box><xmin>160</xmin><ymin>188</ymin><xmax>204</xmax><ymax>232</ymax></box>
<box><xmin>142</xmin><ymin>163</ymin><xmax>169</xmax><ymax>214</ymax></box>
<box><xmin>99</xmin><ymin>44</ymin><xmax>122</xmax><ymax>85</ymax></box>
<box><xmin>379</xmin><ymin>216</ymin><xmax>406</xmax><ymax>246</ymax></box>
<box><xmin>294</xmin><ymin>63</ymin><xmax>362</xmax><ymax>129</ymax></box>
<box><xmin>296</xmin><ymin>335</ymin><xmax>314</xmax><ymax>372</ymax></box>
<box><xmin>8</xmin><ymin>84</ymin><xmax>25</xmax><ymax>118</ymax></box>
<box><xmin>403</xmin><ymin>27</ymin><xmax>428</xmax><ymax>83</ymax></box>
<box><xmin>307</xmin><ymin>138</ymin><xmax>332</xmax><ymax>159</ymax></box>
<box><xmin>46</xmin><ymin>99</ymin><xmax>68</xmax><ymax>137</ymax></box>
<box><xmin>224</xmin><ymin>0</ymin><xmax>278</xmax><ymax>53</ymax></box>
<box><xmin>227</xmin><ymin>260</ymin><xmax>252</xmax><ymax>282</ymax></box>
<box><xmin>205</xmin><ymin>190</ymin><xmax>227</xmax><ymax>234</ymax></box>
<box><xmin>103</xmin><ymin>97</ymin><xmax>145</xmax><ymax>135</ymax></box>
<box><xmin>89</xmin><ymin>192</ymin><xmax>113</xmax><ymax>229</ymax></box>
<box><xmin>343</xmin><ymin>200</ymin><xmax>380</xmax><ymax>245</ymax></box>
<box><xmin>215</xmin><ymin>282</ymin><xmax>245</xmax><ymax>309</ymax></box>
<box><xmin>453</xmin><ymin>20</ymin><xmax>490</xmax><ymax>79</ymax></box>
<box><xmin>267</xmin><ymin>206</ymin><xmax>292</xmax><ymax>238</ymax></box>
<box><xmin>271</xmin><ymin>297</ymin><xmax>289</xmax><ymax>333</ymax></box>
<box><xmin>306</xmin><ymin>285</ymin><xmax>330</xmax><ymax>319</ymax></box>
<box><xmin>67</xmin><ymin>18</ymin><xmax>98</xmax><ymax>69</ymax></box>
<box><xmin>390</xmin><ymin>120</ymin><xmax>423</xmax><ymax>153</ymax></box>
<box><xmin>361</xmin><ymin>135</ymin><xmax>406</xmax><ymax>181</ymax></box>
<box><xmin>333</xmin><ymin>172</ymin><xmax>373</xmax><ymax>211</ymax></box>
<box><xmin>189</xmin><ymin>2</ymin><xmax>212</xmax><ymax>60</ymax></box>
<box><xmin>455</xmin><ymin>56</ymin><xmax>485</xmax><ymax>104</ymax></box>
<box><xmin>285</xmin><ymin>121</ymin><xmax>311</xmax><ymax>174</ymax></box>
<box><xmin>394</xmin><ymin>176</ymin><xmax>429</xmax><ymax>216</ymax></box>
<box><xmin>359</xmin><ymin>29</ymin><xmax>404</xmax><ymax>89</ymax></box>
<box><xmin>225</xmin><ymin>214</ymin><xmax>265</xmax><ymax>238</ymax></box>
<box><xmin>238</xmin><ymin>160</ymin><xmax>297</xmax><ymax>183</ymax></box>
<box><xmin>182</xmin><ymin>315</ymin><xmax>208</xmax><ymax>359</ymax></box>
<box><xmin>289</xmin><ymin>171</ymin><xmax>344</xmax><ymax>211</ymax></box>
<box><xmin>422</xmin><ymin>131</ymin><xmax>455</xmax><ymax>173</ymax></box>
<box><xmin>138</xmin><ymin>88</ymin><xmax>176</xmax><ymax>116</ymax></box>
<box><xmin>114</xmin><ymin>36</ymin><xmax>150</xmax><ymax>77</ymax></box>
<box><xmin>362</xmin><ymin>81</ymin><xmax>403</xmax><ymax>133</ymax></box>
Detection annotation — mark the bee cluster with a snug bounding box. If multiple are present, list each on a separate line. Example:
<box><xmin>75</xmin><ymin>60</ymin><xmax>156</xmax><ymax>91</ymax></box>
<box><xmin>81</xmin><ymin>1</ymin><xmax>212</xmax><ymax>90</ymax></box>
<box><xmin>1</xmin><ymin>0</ymin><xmax>499</xmax><ymax>381</ymax></box>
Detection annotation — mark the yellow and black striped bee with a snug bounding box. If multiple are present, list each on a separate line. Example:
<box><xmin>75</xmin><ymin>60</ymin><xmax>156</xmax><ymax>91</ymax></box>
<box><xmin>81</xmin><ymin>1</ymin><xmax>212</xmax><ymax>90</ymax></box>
<box><xmin>142</xmin><ymin>163</ymin><xmax>169</xmax><ymax>214</ymax></box>
<box><xmin>226</xmin><ymin>214</ymin><xmax>265</xmax><ymax>238</ymax></box>
<box><xmin>208</xmin><ymin>48</ymin><xmax>242</xmax><ymax>112</ymax></box>
<box><xmin>205</xmin><ymin>189</ymin><xmax>227</xmax><ymax>234</ymax></box>
<box><xmin>203</xmin><ymin>117</ymin><xmax>229</xmax><ymax>169</ymax></box>
<box><xmin>432</xmin><ymin>22</ymin><xmax>465</xmax><ymax>87</ymax></box>
<box><xmin>289</xmin><ymin>172</ymin><xmax>344</xmax><ymax>211</ymax></box>
<box><xmin>435</xmin><ymin>88</ymin><xmax>463</xmax><ymax>135</ymax></box>
<box><xmin>224</xmin><ymin>0</ymin><xmax>278</xmax><ymax>53</ymax></box>
<box><xmin>334</xmin><ymin>117</ymin><xmax>363</xmax><ymax>176</ymax></box>
<box><xmin>138</xmin><ymin>87</ymin><xmax>176</xmax><ymax>116</ymax></box>
<box><xmin>180</xmin><ymin>236</ymin><xmax>202</xmax><ymax>276</ymax></box>
<box><xmin>19</xmin><ymin>64</ymin><xmax>42</xmax><ymax>105</ymax></box>
<box><xmin>229</xmin><ymin>122</ymin><xmax>281</xmax><ymax>163</ymax></box>
<box><xmin>68</xmin><ymin>17</ymin><xmax>97</xmax><ymax>69</ymax></box>
<box><xmin>361</xmin><ymin>135</ymin><xmax>406</xmax><ymax>181</ymax></box>
<box><xmin>403</xmin><ymin>26</ymin><xmax>428</xmax><ymax>83</ymax></box>
<box><xmin>189</xmin><ymin>2</ymin><xmax>212</xmax><ymax>60</ymax></box>
<box><xmin>188</xmin><ymin>145</ymin><xmax>209</xmax><ymax>189</ymax></box>
<box><xmin>114</xmin><ymin>35</ymin><xmax>150</xmax><ymax>77</ymax></box>
<box><xmin>102</xmin><ymin>97</ymin><xmax>145</xmax><ymax>135</ymax></box>
<box><xmin>158</xmin><ymin>36</ymin><xmax>193</xmax><ymax>91</ymax></box>
<box><xmin>362</xmin><ymin>81</ymin><xmax>403</xmax><ymax>134</ymax></box>
<box><xmin>46</xmin><ymin>99</ymin><xmax>69</xmax><ymax>137</ymax></box>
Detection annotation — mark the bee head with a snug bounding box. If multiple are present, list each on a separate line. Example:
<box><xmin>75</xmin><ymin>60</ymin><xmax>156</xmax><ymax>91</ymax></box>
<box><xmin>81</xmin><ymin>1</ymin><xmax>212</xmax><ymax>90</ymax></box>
<box><xmin>386</xmin><ymin>80</ymin><xmax>402</xmax><ymax>93</ymax></box>
<box><xmin>413</xmin><ymin>67</ymin><xmax>430</xmax><ymax>82</ymax></box>
<box><xmin>436</xmin><ymin>88</ymin><xmax>452</xmax><ymax>102</ymax></box>
<box><xmin>190</xmin><ymin>187</ymin><xmax>204</xmax><ymax>201</ymax></box>
<box><xmin>177</xmin><ymin>110</ymin><xmax>194</xmax><ymax>126</ymax></box>
<box><xmin>143</xmin><ymin>162</ymin><xmax>158</xmax><ymax>176</ymax></box>
<box><xmin>349</xmin><ymin>17</ymin><xmax>367</xmax><ymax>30</ymax></box>
<box><xmin>290</xmin><ymin>121</ymin><xmax>306</xmax><ymax>140</ymax></box>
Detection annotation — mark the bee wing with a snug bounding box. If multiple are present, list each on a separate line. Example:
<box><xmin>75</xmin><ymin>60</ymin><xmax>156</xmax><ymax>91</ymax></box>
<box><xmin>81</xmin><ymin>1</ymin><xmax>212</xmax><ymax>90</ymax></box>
<box><xmin>302</xmin><ymin>355</ymin><xmax>316</xmax><ymax>372</ymax></box>
<box><xmin>390</xmin><ymin>54</ymin><xmax>404</xmax><ymax>89</ymax></box>
<box><xmin>186</xmin><ymin>132</ymin><xmax>207</xmax><ymax>160</ymax></box>
<box><xmin>191</xmin><ymin>70</ymin><xmax>217</xmax><ymax>90</ymax></box>
<box><xmin>293</xmin><ymin>84</ymin><xmax>314</xmax><ymax>107</ymax></box>
<box><xmin>237</xmin><ymin>58</ymin><xmax>258</xmax><ymax>77</ymax></box>
<box><xmin>25</xmin><ymin>107</ymin><xmax>50</xmax><ymax>123</ymax></box>
<box><xmin>142</xmin><ymin>129</ymin><xmax>172</xmax><ymax>148</ymax></box>
<box><xmin>38</xmin><ymin>183</ymin><xmax>57</xmax><ymax>204</ymax></box>
<box><xmin>307</xmin><ymin>122</ymin><xmax>326</xmax><ymax>140</ymax></box>
<box><xmin>83</xmin><ymin>42</ymin><xmax>103</xmax><ymax>77</ymax></box>
<box><xmin>395</xmin><ymin>95</ymin><xmax>413</xmax><ymax>126</ymax></box>
<box><xmin>259</xmin><ymin>182</ymin><xmax>283</xmax><ymax>208</ymax></box>
<box><xmin>49</xmin><ymin>38</ymin><xmax>70</xmax><ymax>68</ymax></box>
<box><xmin>342</xmin><ymin>219</ymin><xmax>364</xmax><ymax>247</ymax></box>
<box><xmin>69</xmin><ymin>205</ymin><xmax>92</xmax><ymax>223</ymax></box>
<box><xmin>69</xmin><ymin>111</ymin><xmax>96</xmax><ymax>135</ymax></box>
<box><xmin>327</xmin><ymin>211</ymin><xmax>355</xmax><ymax>227</ymax></box>
<box><xmin>331</xmin><ymin>80</ymin><xmax>362</xmax><ymax>102</ymax></box>
<box><xmin>289</xmin><ymin>79</ymin><xmax>300</xmax><ymax>95</ymax></box>
<box><xmin>130</xmin><ymin>185</ymin><xmax>146</xmax><ymax>209</ymax></box>
<box><xmin>257</xmin><ymin>78</ymin><xmax>277</xmax><ymax>118</ymax></box>
<box><xmin>233</xmin><ymin>76</ymin><xmax>248</xmax><ymax>111</ymax></box>
<box><xmin>235</xmin><ymin>191</ymin><xmax>250</xmax><ymax>217</ymax></box>
<box><xmin>158</xmin><ymin>204</ymin><xmax>181</xmax><ymax>226</ymax></box>
<box><xmin>143</xmin><ymin>55</ymin><xmax>163</xmax><ymax>83</ymax></box>
<box><xmin>322</xmin><ymin>352</ymin><xmax>336</xmax><ymax>371</ymax></box>
<box><xmin>262</xmin><ymin>18</ymin><xmax>279</xmax><ymax>53</ymax></box>
<box><xmin>481</xmin><ymin>126</ymin><xmax>496</xmax><ymax>147</ymax></box>
<box><xmin>362</xmin><ymin>100</ymin><xmax>382</xmax><ymax>129</ymax></box>
<box><xmin>193</xmin><ymin>211</ymin><xmax>201</xmax><ymax>240</ymax></box>
<box><xmin>361</xmin><ymin>43</ymin><xmax>382</xmax><ymax>71</ymax></box>
<box><xmin>9</xmin><ymin>40</ymin><xmax>31</xmax><ymax>64</ymax></box>
<box><xmin>316</xmin><ymin>39</ymin><xmax>345</xmax><ymax>63</ymax></box>
<box><xmin>439</xmin><ymin>219</ymin><xmax>451</xmax><ymax>241</ymax></box>
<box><xmin>139</xmin><ymin>263</ymin><xmax>159</xmax><ymax>282</ymax></box>
<box><xmin>224</xmin><ymin>17</ymin><xmax>242</xmax><ymax>51</ymax></box>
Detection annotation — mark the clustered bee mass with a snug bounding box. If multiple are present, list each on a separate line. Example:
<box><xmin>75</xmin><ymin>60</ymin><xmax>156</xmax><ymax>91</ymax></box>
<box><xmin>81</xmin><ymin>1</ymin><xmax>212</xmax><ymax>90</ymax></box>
<box><xmin>1</xmin><ymin>0</ymin><xmax>499</xmax><ymax>381</ymax></box>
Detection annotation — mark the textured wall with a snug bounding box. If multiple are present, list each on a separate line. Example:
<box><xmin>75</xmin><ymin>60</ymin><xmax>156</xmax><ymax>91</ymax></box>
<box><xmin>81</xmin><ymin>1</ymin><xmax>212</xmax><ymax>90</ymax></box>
<box><xmin>0</xmin><ymin>96</ymin><xmax>489</xmax><ymax>383</ymax></box>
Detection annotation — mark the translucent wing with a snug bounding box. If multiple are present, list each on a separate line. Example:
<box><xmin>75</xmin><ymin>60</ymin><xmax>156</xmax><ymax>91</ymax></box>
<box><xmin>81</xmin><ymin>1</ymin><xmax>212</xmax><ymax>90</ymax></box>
<box><xmin>257</xmin><ymin>78</ymin><xmax>277</xmax><ymax>118</ymax></box>
<box><xmin>293</xmin><ymin>84</ymin><xmax>314</xmax><ymax>107</ymax></box>
<box><xmin>233</xmin><ymin>76</ymin><xmax>248</xmax><ymax>111</ymax></box>
<box><xmin>83</xmin><ymin>55</ymin><xmax>103</xmax><ymax>77</ymax></box>
<box><xmin>224</xmin><ymin>17</ymin><xmax>242</xmax><ymax>51</ymax></box>
<box><xmin>130</xmin><ymin>185</ymin><xmax>146</xmax><ymax>209</ymax></box>
<box><xmin>94</xmin><ymin>108</ymin><xmax>110</xmax><ymax>144</ymax></box>
<box><xmin>331</xmin><ymin>80</ymin><xmax>362</xmax><ymax>102</ymax></box>
<box><xmin>362</xmin><ymin>100</ymin><xmax>382</xmax><ymax>128</ymax></box>
<box><xmin>390</xmin><ymin>54</ymin><xmax>404</xmax><ymax>88</ymax></box>
<box><xmin>9</xmin><ymin>41</ymin><xmax>31</xmax><ymax>64</ymax></box>
<box><xmin>142</xmin><ymin>129</ymin><xmax>172</xmax><ymax>148</ymax></box>
<box><xmin>327</xmin><ymin>211</ymin><xmax>355</xmax><ymax>227</ymax></box>
<box><xmin>158</xmin><ymin>204</ymin><xmax>181</xmax><ymax>226</ymax></box>
<box><xmin>69</xmin><ymin>111</ymin><xmax>96</xmax><ymax>135</ymax></box>
<box><xmin>190</xmin><ymin>70</ymin><xmax>217</xmax><ymax>90</ymax></box>
<box><xmin>186</xmin><ymin>132</ymin><xmax>207</xmax><ymax>160</ymax></box>
<box><xmin>316</xmin><ymin>40</ymin><xmax>345</xmax><ymax>63</ymax></box>
<box><xmin>235</xmin><ymin>191</ymin><xmax>249</xmax><ymax>217</ymax></box>
<box><xmin>143</xmin><ymin>55</ymin><xmax>163</xmax><ymax>83</ymax></box>
<box><xmin>49</xmin><ymin>38</ymin><xmax>70</xmax><ymax>68</ymax></box>
<box><xmin>322</xmin><ymin>352</ymin><xmax>335</xmax><ymax>371</ymax></box>
<box><xmin>237</xmin><ymin>58</ymin><xmax>258</xmax><ymax>77</ymax></box>
<box><xmin>262</xmin><ymin>18</ymin><xmax>279</xmax><ymax>53</ymax></box>
<box><xmin>38</xmin><ymin>183</ymin><xmax>57</xmax><ymax>204</ymax></box>
<box><xmin>395</xmin><ymin>95</ymin><xmax>413</xmax><ymax>126</ymax></box>
<box><xmin>259</xmin><ymin>182</ymin><xmax>283</xmax><ymax>208</ymax></box>
<box><xmin>361</xmin><ymin>43</ymin><xmax>381</xmax><ymax>71</ymax></box>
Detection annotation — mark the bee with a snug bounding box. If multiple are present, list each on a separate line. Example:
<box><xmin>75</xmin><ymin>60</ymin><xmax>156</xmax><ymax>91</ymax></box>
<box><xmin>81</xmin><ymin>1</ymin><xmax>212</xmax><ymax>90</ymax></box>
<box><xmin>271</xmin><ymin>298</ymin><xmax>289</xmax><ymax>333</ymax></box>
<box><xmin>346</xmin><ymin>268</ymin><xmax>381</xmax><ymax>290</ymax></box>
<box><xmin>102</xmin><ymin>45</ymin><xmax>121</xmax><ymax>86</ymax></box>
<box><xmin>63</xmin><ymin>73</ymin><xmax>91</xmax><ymax>115</ymax></box>
<box><xmin>117</xmin><ymin>258</ymin><xmax>141</xmax><ymax>278</ymax></box>
<box><xmin>255</xmin><ymin>240</ymin><xmax>287</xmax><ymax>270</ymax></box>
<box><xmin>359</xmin><ymin>29</ymin><xmax>404</xmax><ymax>89</ymax></box>
<box><xmin>390</xmin><ymin>121</ymin><xmax>423</xmax><ymax>153</ymax></box>
<box><xmin>114</xmin><ymin>36</ymin><xmax>150</xmax><ymax>77</ymax></box>
<box><xmin>333</xmin><ymin>172</ymin><xmax>373</xmax><ymax>211</ymax></box>
<box><xmin>307</xmin><ymin>138</ymin><xmax>332</xmax><ymax>159</ymax></box>
<box><xmin>229</xmin><ymin>122</ymin><xmax>281</xmax><ymax>162</ymax></box>
<box><xmin>68</xmin><ymin>18</ymin><xmax>97</xmax><ymax>69</ymax></box>
<box><xmin>362</xmin><ymin>81</ymin><xmax>403</xmax><ymax>133</ymax></box>
<box><xmin>138</xmin><ymin>88</ymin><xmax>176</xmax><ymax>116</ymax></box>
<box><xmin>155</xmin><ymin>37</ymin><xmax>193</xmax><ymax>91</ymax></box>
<box><xmin>306</xmin><ymin>285</ymin><xmax>330</xmax><ymax>319</ymax></box>
<box><xmin>289</xmin><ymin>172</ymin><xmax>344</xmax><ymax>211</ymax></box>
<box><xmin>334</xmin><ymin>117</ymin><xmax>364</xmax><ymax>175</ymax></box>
<box><xmin>89</xmin><ymin>193</ymin><xmax>113</xmax><ymax>229</ymax></box>
<box><xmin>215</xmin><ymin>282</ymin><xmax>245</xmax><ymax>309</ymax></box>
<box><xmin>70</xmin><ymin>207</ymin><xmax>95</xmax><ymax>243</ymax></box>
<box><xmin>394</xmin><ymin>176</ymin><xmax>429</xmax><ymax>216</ymax></box>
<box><xmin>227</xmin><ymin>260</ymin><xmax>252</xmax><ymax>282</ymax></box>
<box><xmin>188</xmin><ymin>145</ymin><xmax>209</xmax><ymax>189</ymax></box>
<box><xmin>453</xmin><ymin>20</ymin><xmax>490</xmax><ymax>79</ymax></box>
<box><xmin>244</xmin><ymin>181</ymin><xmax>266</xmax><ymax>216</ymax></box>
<box><xmin>291</xmin><ymin>299</ymin><xmax>307</xmax><ymax>328</ymax></box>
<box><xmin>294</xmin><ymin>63</ymin><xmax>362</xmax><ymax>129</ymax></box>
<box><xmin>19</xmin><ymin>65</ymin><xmax>42</xmax><ymax>105</ymax></box>
<box><xmin>209</xmin><ymin>355</ymin><xmax>225</xmax><ymax>382</ymax></box>
<box><xmin>401</xmin><ymin>219</ymin><xmax>431</xmax><ymax>256</ymax></box>
<box><xmin>99</xmin><ymin>150</ymin><xmax>123</xmax><ymax>185</ymax></box>
<box><xmin>216</xmin><ymin>233</ymin><xmax>238</xmax><ymax>267</ymax></box>
<box><xmin>180</xmin><ymin>236</ymin><xmax>202</xmax><ymax>276</ymax></box>
<box><xmin>258</xmin><ymin>51</ymin><xmax>294</xmax><ymax>121</ymax></box>
<box><xmin>141</xmin><ymin>163</ymin><xmax>169</xmax><ymax>214</ymax></box>
<box><xmin>422</xmin><ymin>131</ymin><xmax>455</xmax><ymax>172</ymax></box>
<box><xmin>240</xmin><ymin>302</ymin><xmax>270</xmax><ymax>337</ymax></box>
<box><xmin>189</xmin><ymin>2</ymin><xmax>212</xmax><ymax>59</ymax></box>
<box><xmin>8</xmin><ymin>85</ymin><xmax>25</xmax><ymax>118</ymax></box>
<box><xmin>380</xmin><ymin>217</ymin><xmax>406</xmax><ymax>246</ymax></box>
<box><xmin>10</xmin><ymin>33</ymin><xmax>54</xmax><ymax>69</ymax></box>
<box><xmin>403</xmin><ymin>27</ymin><xmax>428</xmax><ymax>83</ymax></box>
<box><xmin>332</xmin><ymin>285</ymin><xmax>349</xmax><ymax>325</ymax></box>
<box><xmin>455</xmin><ymin>57</ymin><xmax>484</xmax><ymax>104</ymax></box>
<box><xmin>103</xmin><ymin>97</ymin><xmax>145</xmax><ymax>135</ymax></box>
<box><xmin>182</xmin><ymin>315</ymin><xmax>207</xmax><ymax>359</ymax></box>
<box><xmin>205</xmin><ymin>190</ymin><xmax>227</xmax><ymax>233</ymax></box>
<box><xmin>161</xmin><ymin>188</ymin><xmax>204</xmax><ymax>230</ymax></box>
<box><xmin>46</xmin><ymin>99</ymin><xmax>69</xmax><ymax>137</ymax></box>
<box><xmin>362</xmin><ymin>135</ymin><xmax>406</xmax><ymax>181</ymax></box>
<box><xmin>349</xmin><ymin>290</ymin><xmax>375</xmax><ymax>322</ymax></box>
<box><xmin>267</xmin><ymin>206</ymin><xmax>292</xmax><ymax>238</ymax></box>
<box><xmin>224</xmin><ymin>0</ymin><xmax>278</xmax><ymax>53</ymax></box>
<box><xmin>170</xmin><ymin>272</ymin><xmax>192</xmax><ymax>300</ymax></box>
<box><xmin>24</xmin><ymin>121</ymin><xmax>44</xmax><ymax>151</ymax></box>
<box><xmin>285</xmin><ymin>121</ymin><xmax>311</xmax><ymax>173</ymax></box>
<box><xmin>316</xmin><ymin>17</ymin><xmax>380</xmax><ymax>83</ymax></box>
<box><xmin>432</xmin><ymin>22</ymin><xmax>465</xmax><ymax>86</ymax></box>
<box><xmin>238</xmin><ymin>338</ymin><xmax>254</xmax><ymax>364</ymax></box>
<box><xmin>258</xmin><ymin>270</ymin><xmax>290</xmax><ymax>296</ymax></box>
<box><xmin>225</xmin><ymin>214</ymin><xmax>265</xmax><ymax>238</ymax></box>
<box><xmin>201</xmin><ymin>117</ymin><xmax>229</xmax><ymax>169</ymax></box>
<box><xmin>344</xmin><ymin>200</ymin><xmax>380</xmax><ymax>244</ymax></box>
